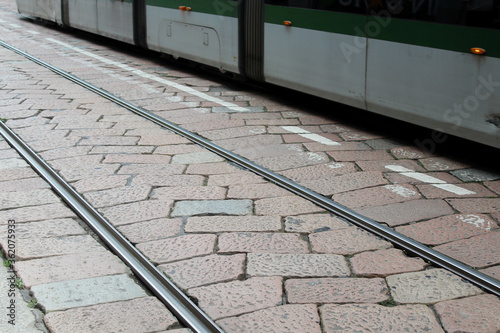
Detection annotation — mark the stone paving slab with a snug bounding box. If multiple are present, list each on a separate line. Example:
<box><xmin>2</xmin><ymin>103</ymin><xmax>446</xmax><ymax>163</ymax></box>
<box><xmin>99</xmin><ymin>200</ymin><xmax>175</xmax><ymax>226</ymax></box>
<box><xmin>31</xmin><ymin>274</ymin><xmax>148</xmax><ymax>312</ymax></box>
<box><xmin>137</xmin><ymin>234</ymin><xmax>217</xmax><ymax>264</ymax></box>
<box><xmin>284</xmin><ymin>214</ymin><xmax>351</xmax><ymax>232</ymax></box>
<box><xmin>300</xmin><ymin>170</ymin><xmax>388</xmax><ymax>196</ymax></box>
<box><xmin>217</xmin><ymin>304</ymin><xmax>322</xmax><ymax>333</ymax></box>
<box><xmin>188</xmin><ymin>277</ymin><xmax>283</xmax><ymax>320</ymax></box>
<box><xmin>434</xmin><ymin>294</ymin><xmax>500</xmax><ymax>333</ymax></box>
<box><xmin>350</xmin><ymin>248</ymin><xmax>428</xmax><ymax>277</ymax></box>
<box><xmin>247</xmin><ymin>253</ymin><xmax>350</xmax><ymax>277</ymax></box>
<box><xmin>152</xmin><ymin>185</ymin><xmax>227</xmax><ymax>200</ymax></box>
<box><xmin>84</xmin><ymin>184</ymin><xmax>152</xmax><ymax>208</ymax></box>
<box><xmin>0</xmin><ymin>189</ymin><xmax>60</xmax><ymax>210</ymax></box>
<box><xmin>0</xmin><ymin>218</ymin><xmax>86</xmax><ymax>239</ymax></box>
<box><xmin>309</xmin><ymin>227</ymin><xmax>392</xmax><ymax>255</ymax></box>
<box><xmin>171</xmin><ymin>199</ymin><xmax>253</xmax><ymax>216</ymax></box>
<box><xmin>16</xmin><ymin>235</ymin><xmax>103</xmax><ymax>260</ymax></box>
<box><xmin>43</xmin><ymin>297</ymin><xmax>179</xmax><ymax>333</ymax></box>
<box><xmin>0</xmin><ymin>177</ymin><xmax>50</xmax><ymax>192</ymax></box>
<box><xmin>15</xmin><ymin>251</ymin><xmax>130</xmax><ymax>287</ymax></box>
<box><xmin>332</xmin><ymin>184</ymin><xmax>422</xmax><ymax>208</ymax></box>
<box><xmin>285</xmin><ymin>278</ymin><xmax>389</xmax><ymax>304</ymax></box>
<box><xmin>433</xmin><ymin>231</ymin><xmax>500</xmax><ymax>268</ymax></box>
<box><xmin>395</xmin><ymin>213</ymin><xmax>497</xmax><ymax>245</ymax></box>
<box><xmin>386</xmin><ymin>269</ymin><xmax>483</xmax><ymax>304</ymax></box>
<box><xmin>117</xmin><ymin>218</ymin><xmax>183</xmax><ymax>243</ymax></box>
<box><xmin>159</xmin><ymin>254</ymin><xmax>246</xmax><ymax>289</ymax></box>
<box><xmin>320</xmin><ymin>304</ymin><xmax>444</xmax><ymax>332</ymax></box>
<box><xmin>0</xmin><ymin>263</ymin><xmax>43</xmax><ymax>332</ymax></box>
<box><xmin>357</xmin><ymin>199</ymin><xmax>456</xmax><ymax>226</ymax></box>
<box><xmin>185</xmin><ymin>215</ymin><xmax>282</xmax><ymax>232</ymax></box>
<box><xmin>219</xmin><ymin>232</ymin><xmax>310</xmax><ymax>254</ymax></box>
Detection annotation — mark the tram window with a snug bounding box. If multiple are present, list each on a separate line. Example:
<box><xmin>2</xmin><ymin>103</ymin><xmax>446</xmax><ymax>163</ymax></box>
<box><xmin>369</xmin><ymin>0</ymin><xmax>499</xmax><ymax>29</ymax></box>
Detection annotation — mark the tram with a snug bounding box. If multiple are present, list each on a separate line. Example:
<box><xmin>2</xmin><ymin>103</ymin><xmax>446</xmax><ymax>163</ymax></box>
<box><xmin>15</xmin><ymin>0</ymin><xmax>500</xmax><ymax>148</ymax></box>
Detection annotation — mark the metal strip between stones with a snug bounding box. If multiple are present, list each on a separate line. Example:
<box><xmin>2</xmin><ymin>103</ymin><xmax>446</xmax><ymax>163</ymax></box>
<box><xmin>1</xmin><ymin>39</ymin><xmax>498</xmax><ymax>297</ymax></box>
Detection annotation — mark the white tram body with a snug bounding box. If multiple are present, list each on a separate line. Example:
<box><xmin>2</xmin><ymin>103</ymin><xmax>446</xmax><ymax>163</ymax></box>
<box><xmin>146</xmin><ymin>4</ymin><xmax>240</xmax><ymax>73</ymax></box>
<box><xmin>15</xmin><ymin>0</ymin><xmax>500</xmax><ymax>148</ymax></box>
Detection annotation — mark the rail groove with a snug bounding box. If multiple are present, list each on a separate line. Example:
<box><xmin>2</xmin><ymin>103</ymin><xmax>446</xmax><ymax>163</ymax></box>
<box><xmin>1</xmin><ymin>39</ymin><xmax>498</xmax><ymax>299</ymax></box>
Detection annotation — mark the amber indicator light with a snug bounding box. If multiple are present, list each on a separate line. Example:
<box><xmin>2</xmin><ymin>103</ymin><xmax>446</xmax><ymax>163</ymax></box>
<box><xmin>470</xmin><ymin>47</ymin><xmax>486</xmax><ymax>55</ymax></box>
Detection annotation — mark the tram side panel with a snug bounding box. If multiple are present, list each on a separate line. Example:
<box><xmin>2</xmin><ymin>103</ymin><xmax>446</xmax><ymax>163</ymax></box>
<box><xmin>67</xmin><ymin>0</ymin><xmax>98</xmax><ymax>34</ymax></box>
<box><xmin>366</xmin><ymin>39</ymin><xmax>500</xmax><ymax>148</ymax></box>
<box><xmin>365</xmin><ymin>5</ymin><xmax>500</xmax><ymax>149</ymax></box>
<box><xmin>145</xmin><ymin>0</ymin><xmax>240</xmax><ymax>74</ymax></box>
<box><xmin>96</xmin><ymin>0</ymin><xmax>135</xmax><ymax>45</ymax></box>
<box><xmin>16</xmin><ymin>0</ymin><xmax>62</xmax><ymax>24</ymax></box>
<box><xmin>262</xmin><ymin>3</ymin><xmax>367</xmax><ymax>110</ymax></box>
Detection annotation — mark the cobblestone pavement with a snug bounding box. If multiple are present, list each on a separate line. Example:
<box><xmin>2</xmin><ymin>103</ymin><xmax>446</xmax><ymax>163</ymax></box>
<box><xmin>0</xmin><ymin>0</ymin><xmax>499</xmax><ymax>332</ymax></box>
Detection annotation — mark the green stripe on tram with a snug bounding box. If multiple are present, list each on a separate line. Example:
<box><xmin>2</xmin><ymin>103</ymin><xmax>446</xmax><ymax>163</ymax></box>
<box><xmin>264</xmin><ymin>5</ymin><xmax>500</xmax><ymax>58</ymax></box>
<box><xmin>146</xmin><ymin>0</ymin><xmax>238</xmax><ymax>17</ymax></box>
<box><xmin>264</xmin><ymin>5</ymin><xmax>367</xmax><ymax>36</ymax></box>
<box><xmin>370</xmin><ymin>18</ymin><xmax>500</xmax><ymax>59</ymax></box>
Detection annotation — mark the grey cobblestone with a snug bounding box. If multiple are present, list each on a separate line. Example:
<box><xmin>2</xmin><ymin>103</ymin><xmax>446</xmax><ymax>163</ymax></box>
<box><xmin>171</xmin><ymin>200</ymin><xmax>253</xmax><ymax>216</ymax></box>
<box><xmin>171</xmin><ymin>151</ymin><xmax>225</xmax><ymax>164</ymax></box>
<box><xmin>247</xmin><ymin>253</ymin><xmax>350</xmax><ymax>277</ymax></box>
<box><xmin>386</xmin><ymin>269</ymin><xmax>483</xmax><ymax>303</ymax></box>
<box><xmin>43</xmin><ymin>297</ymin><xmax>178</xmax><ymax>333</ymax></box>
<box><xmin>451</xmin><ymin>168</ymin><xmax>500</xmax><ymax>182</ymax></box>
<box><xmin>31</xmin><ymin>274</ymin><xmax>147</xmax><ymax>312</ymax></box>
<box><xmin>320</xmin><ymin>304</ymin><xmax>444</xmax><ymax>332</ymax></box>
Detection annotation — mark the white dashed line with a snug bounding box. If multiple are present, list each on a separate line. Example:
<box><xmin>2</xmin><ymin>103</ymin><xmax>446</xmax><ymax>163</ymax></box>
<box><xmin>385</xmin><ymin>165</ymin><xmax>476</xmax><ymax>196</ymax></box>
<box><xmin>27</xmin><ymin>30</ymin><xmax>40</xmax><ymax>35</ymax></box>
<box><xmin>46</xmin><ymin>38</ymin><xmax>249</xmax><ymax>112</ymax></box>
<box><xmin>282</xmin><ymin>126</ymin><xmax>341</xmax><ymax>146</ymax></box>
<box><xmin>432</xmin><ymin>184</ymin><xmax>477</xmax><ymax>196</ymax></box>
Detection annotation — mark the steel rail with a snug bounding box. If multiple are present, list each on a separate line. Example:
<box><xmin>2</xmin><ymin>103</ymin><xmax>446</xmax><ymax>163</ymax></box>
<box><xmin>0</xmin><ymin>43</ymin><xmax>223</xmax><ymax>332</ymax></box>
<box><xmin>1</xmin><ymin>39</ymin><xmax>499</xmax><ymax>297</ymax></box>
<box><xmin>0</xmin><ymin>120</ymin><xmax>223</xmax><ymax>333</ymax></box>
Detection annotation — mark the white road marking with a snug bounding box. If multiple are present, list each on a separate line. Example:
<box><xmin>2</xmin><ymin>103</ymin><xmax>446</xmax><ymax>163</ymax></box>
<box><xmin>386</xmin><ymin>165</ymin><xmax>476</xmax><ymax>196</ymax></box>
<box><xmin>282</xmin><ymin>126</ymin><xmax>340</xmax><ymax>146</ymax></box>
<box><xmin>27</xmin><ymin>30</ymin><xmax>39</xmax><ymax>35</ymax></box>
<box><xmin>46</xmin><ymin>38</ymin><xmax>249</xmax><ymax>112</ymax></box>
<box><xmin>9</xmin><ymin>24</ymin><xmax>21</xmax><ymax>28</ymax></box>
<box><xmin>432</xmin><ymin>184</ymin><xmax>477</xmax><ymax>196</ymax></box>
<box><xmin>459</xmin><ymin>214</ymin><xmax>493</xmax><ymax>231</ymax></box>
<box><xmin>383</xmin><ymin>185</ymin><xmax>419</xmax><ymax>198</ymax></box>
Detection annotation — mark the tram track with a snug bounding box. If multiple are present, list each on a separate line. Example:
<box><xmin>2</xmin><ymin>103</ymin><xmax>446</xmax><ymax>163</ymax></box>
<box><xmin>1</xmin><ymin>37</ymin><xmax>499</xmax><ymax>303</ymax></box>
<box><xmin>0</xmin><ymin>102</ymin><xmax>223</xmax><ymax>333</ymax></box>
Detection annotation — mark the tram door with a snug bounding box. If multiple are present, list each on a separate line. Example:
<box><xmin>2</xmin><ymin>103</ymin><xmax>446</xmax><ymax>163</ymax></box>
<box><xmin>67</xmin><ymin>0</ymin><xmax>98</xmax><ymax>34</ymax></box>
<box><xmin>96</xmin><ymin>0</ymin><xmax>135</xmax><ymax>44</ymax></box>
<box><xmin>261</xmin><ymin>0</ymin><xmax>368</xmax><ymax>109</ymax></box>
